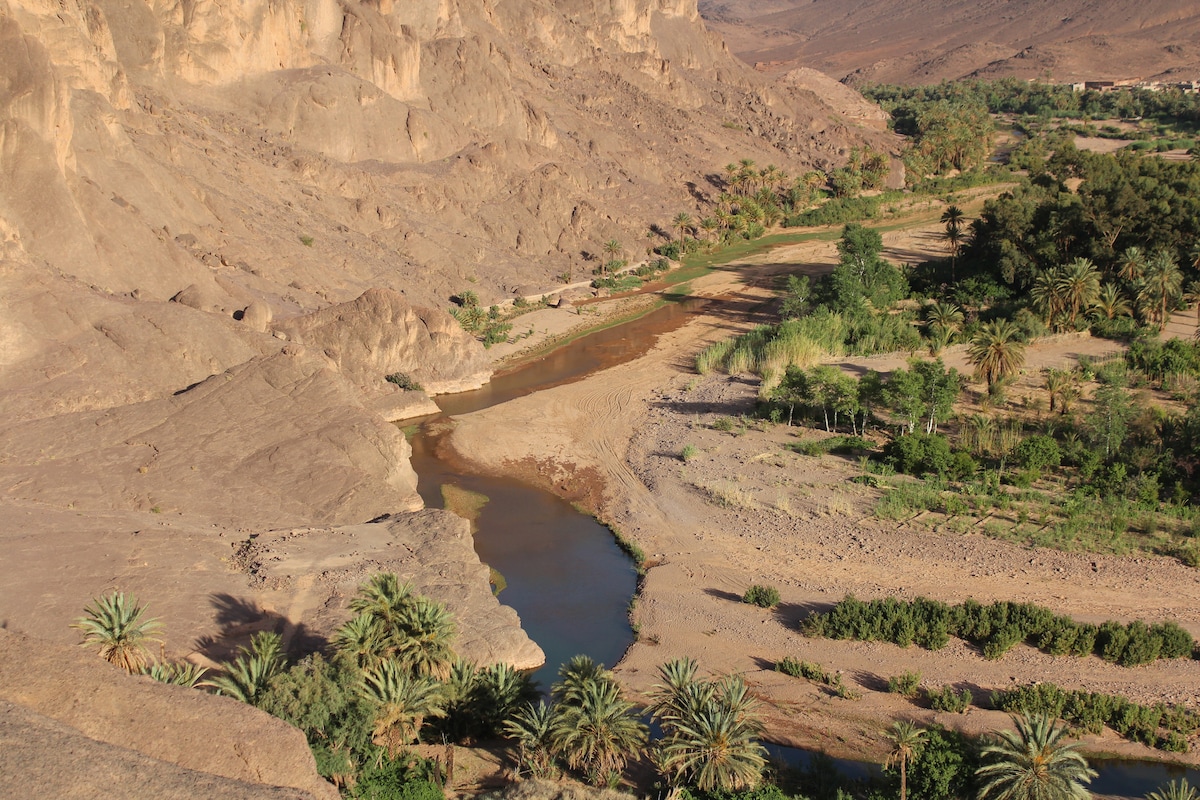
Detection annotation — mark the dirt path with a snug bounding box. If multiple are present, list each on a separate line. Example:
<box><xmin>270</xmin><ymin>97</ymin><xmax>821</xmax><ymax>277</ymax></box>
<box><xmin>446</xmin><ymin>220</ymin><xmax>1200</xmax><ymax>766</ymax></box>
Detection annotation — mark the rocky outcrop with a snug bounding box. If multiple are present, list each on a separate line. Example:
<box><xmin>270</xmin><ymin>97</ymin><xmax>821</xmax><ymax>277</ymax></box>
<box><xmin>0</xmin><ymin>344</ymin><xmax>423</xmax><ymax>525</ymax></box>
<box><xmin>276</xmin><ymin>288</ymin><xmax>492</xmax><ymax>395</ymax></box>
<box><xmin>248</xmin><ymin>511</ymin><xmax>546</xmax><ymax>670</ymax></box>
<box><xmin>0</xmin><ymin>629</ymin><xmax>338</xmax><ymax>800</ymax></box>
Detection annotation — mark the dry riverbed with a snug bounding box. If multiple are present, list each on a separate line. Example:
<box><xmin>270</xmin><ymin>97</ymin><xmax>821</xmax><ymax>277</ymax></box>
<box><xmin>446</xmin><ymin>220</ymin><xmax>1200</xmax><ymax>766</ymax></box>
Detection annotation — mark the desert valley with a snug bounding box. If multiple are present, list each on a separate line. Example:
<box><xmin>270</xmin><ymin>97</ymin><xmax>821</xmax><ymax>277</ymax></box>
<box><xmin>3</xmin><ymin>0</ymin><xmax>1200</xmax><ymax>798</ymax></box>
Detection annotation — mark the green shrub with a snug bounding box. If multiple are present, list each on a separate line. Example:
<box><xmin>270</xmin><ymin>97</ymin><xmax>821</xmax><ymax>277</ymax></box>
<box><xmin>887</xmin><ymin>670</ymin><xmax>922</xmax><ymax>698</ymax></box>
<box><xmin>805</xmin><ymin>594</ymin><xmax>1193</xmax><ymax>665</ymax></box>
<box><xmin>776</xmin><ymin>657</ymin><xmax>828</xmax><ymax>684</ymax></box>
<box><xmin>680</xmin><ymin>444</ymin><xmax>698</xmax><ymax>462</ymax></box>
<box><xmin>1013</xmin><ymin>435</ymin><xmax>1062</xmax><ymax>473</ymax></box>
<box><xmin>385</xmin><ymin>373</ymin><xmax>423</xmax><ymax>391</ymax></box>
<box><xmin>927</xmin><ymin>685</ymin><xmax>972</xmax><ymax>713</ymax></box>
<box><xmin>993</xmin><ymin>681</ymin><xmax>1199</xmax><ymax>752</ymax></box>
<box><xmin>743</xmin><ymin>585</ymin><xmax>780</xmax><ymax>608</ymax></box>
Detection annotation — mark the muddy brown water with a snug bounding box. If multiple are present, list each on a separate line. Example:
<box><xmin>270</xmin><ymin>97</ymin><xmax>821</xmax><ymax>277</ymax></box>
<box><xmin>407</xmin><ymin>297</ymin><xmax>704</xmax><ymax>689</ymax></box>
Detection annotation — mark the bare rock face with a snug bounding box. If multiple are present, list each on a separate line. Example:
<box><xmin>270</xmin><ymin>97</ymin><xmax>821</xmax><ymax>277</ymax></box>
<box><xmin>0</xmin><ymin>629</ymin><xmax>338</xmax><ymax>800</ymax></box>
<box><xmin>248</xmin><ymin>511</ymin><xmax>546</xmax><ymax>670</ymax></box>
<box><xmin>0</xmin><ymin>345</ymin><xmax>422</xmax><ymax>526</ymax></box>
<box><xmin>276</xmin><ymin>288</ymin><xmax>492</xmax><ymax>395</ymax></box>
<box><xmin>0</xmin><ymin>0</ymin><xmax>892</xmax><ymax>783</ymax></box>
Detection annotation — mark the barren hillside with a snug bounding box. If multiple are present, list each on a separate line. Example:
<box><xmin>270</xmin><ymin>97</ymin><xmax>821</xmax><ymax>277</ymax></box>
<box><xmin>701</xmin><ymin>0</ymin><xmax>1200</xmax><ymax>85</ymax></box>
<box><xmin>0</xmin><ymin>0</ymin><xmax>890</xmax><ymax>790</ymax></box>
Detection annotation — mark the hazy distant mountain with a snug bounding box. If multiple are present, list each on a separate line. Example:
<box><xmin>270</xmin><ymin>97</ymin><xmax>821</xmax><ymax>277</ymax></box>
<box><xmin>701</xmin><ymin>0</ymin><xmax>1200</xmax><ymax>85</ymax></box>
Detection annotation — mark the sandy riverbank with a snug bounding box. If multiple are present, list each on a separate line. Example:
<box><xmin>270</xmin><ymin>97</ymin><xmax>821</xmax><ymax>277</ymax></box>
<box><xmin>444</xmin><ymin>220</ymin><xmax>1200</xmax><ymax>766</ymax></box>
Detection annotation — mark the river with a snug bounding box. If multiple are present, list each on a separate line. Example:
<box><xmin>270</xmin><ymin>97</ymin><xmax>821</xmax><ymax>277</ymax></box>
<box><xmin>406</xmin><ymin>294</ymin><xmax>1193</xmax><ymax>797</ymax></box>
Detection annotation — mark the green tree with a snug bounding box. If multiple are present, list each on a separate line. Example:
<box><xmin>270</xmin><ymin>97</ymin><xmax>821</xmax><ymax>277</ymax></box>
<box><xmin>210</xmin><ymin>631</ymin><xmax>287</xmax><ymax>706</ymax></box>
<box><xmin>886</xmin><ymin>720</ymin><xmax>927</xmax><ymax>800</ymax></box>
<box><xmin>551</xmin><ymin>672</ymin><xmax>646</xmax><ymax>785</ymax></box>
<box><xmin>1055</xmin><ymin>258</ymin><xmax>1101</xmax><ymax>327</ymax></box>
<box><xmin>394</xmin><ymin>597</ymin><xmax>456</xmax><ymax>680</ymax></box>
<box><xmin>780</xmin><ymin>274</ymin><xmax>812</xmax><ymax>320</ymax></box>
<box><xmin>968</xmin><ymin>320</ymin><xmax>1027</xmax><ymax>389</ymax></box>
<box><xmin>337</xmin><ymin>574</ymin><xmax>457</xmax><ymax>679</ymax></box>
<box><xmin>359</xmin><ymin>660</ymin><xmax>446</xmax><ymax>758</ymax></box>
<box><xmin>72</xmin><ymin>591</ymin><xmax>163</xmax><ymax>673</ymax></box>
<box><xmin>1117</xmin><ymin>246</ymin><xmax>1147</xmax><ymax>285</ymax></box>
<box><xmin>673</xmin><ymin>212</ymin><xmax>694</xmax><ymax>246</ymax></box>
<box><xmin>506</xmin><ymin>700</ymin><xmax>559</xmax><ymax>778</ymax></box>
<box><xmin>1093</xmin><ymin>283</ymin><xmax>1131</xmax><ymax>320</ymax></box>
<box><xmin>1139</xmin><ymin>249</ymin><xmax>1183</xmax><ymax>329</ymax></box>
<box><xmin>975</xmin><ymin>714</ymin><xmax>1096</xmax><ymax>800</ymax></box>
<box><xmin>941</xmin><ymin>206</ymin><xmax>967</xmax><ymax>279</ymax></box>
<box><xmin>885</xmin><ymin>359</ymin><xmax>962</xmax><ymax>434</ymax></box>
<box><xmin>1147</xmin><ymin>779</ymin><xmax>1199</xmax><ymax>800</ymax></box>
<box><xmin>652</xmin><ymin>668</ymin><xmax>766</xmax><ymax>792</ymax></box>
<box><xmin>1087</xmin><ymin>383</ymin><xmax>1133</xmax><ymax>460</ymax></box>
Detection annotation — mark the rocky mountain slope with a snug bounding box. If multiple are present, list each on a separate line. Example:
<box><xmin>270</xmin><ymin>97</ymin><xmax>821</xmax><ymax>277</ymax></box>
<box><xmin>0</xmin><ymin>0</ymin><xmax>885</xmax><ymax>791</ymax></box>
<box><xmin>702</xmin><ymin>0</ymin><xmax>1200</xmax><ymax>85</ymax></box>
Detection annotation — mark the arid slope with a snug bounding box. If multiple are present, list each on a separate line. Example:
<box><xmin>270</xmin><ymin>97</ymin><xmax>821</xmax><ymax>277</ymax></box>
<box><xmin>701</xmin><ymin>0</ymin><xmax>1200</xmax><ymax>84</ymax></box>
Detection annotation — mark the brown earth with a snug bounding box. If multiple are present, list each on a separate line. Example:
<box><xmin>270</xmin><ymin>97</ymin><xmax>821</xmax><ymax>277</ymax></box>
<box><xmin>700</xmin><ymin>0</ymin><xmax>1200</xmax><ymax>85</ymax></box>
<box><xmin>0</xmin><ymin>0</ymin><xmax>898</xmax><ymax>789</ymax></box>
<box><xmin>447</xmin><ymin>214</ymin><xmax>1200</xmax><ymax>767</ymax></box>
<box><xmin>0</xmin><ymin>628</ymin><xmax>338</xmax><ymax>799</ymax></box>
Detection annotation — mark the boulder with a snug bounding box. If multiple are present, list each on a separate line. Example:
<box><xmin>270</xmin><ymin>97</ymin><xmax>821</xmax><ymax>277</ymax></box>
<box><xmin>275</xmin><ymin>288</ymin><xmax>493</xmax><ymax>395</ymax></box>
<box><xmin>0</xmin><ymin>629</ymin><xmax>338</xmax><ymax>800</ymax></box>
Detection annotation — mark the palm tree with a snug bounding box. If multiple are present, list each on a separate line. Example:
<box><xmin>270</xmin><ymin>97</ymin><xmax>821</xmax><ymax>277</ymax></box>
<box><xmin>551</xmin><ymin>676</ymin><xmax>646</xmax><ymax>785</ymax></box>
<box><xmin>334</xmin><ymin>612</ymin><xmax>389</xmax><ymax>669</ymax></box>
<box><xmin>1043</xmin><ymin>369</ymin><xmax>1071</xmax><ymax>414</ymax></box>
<box><xmin>350</xmin><ymin>573</ymin><xmax>414</xmax><ymax>630</ymax></box>
<box><xmin>968</xmin><ymin>320</ymin><xmax>1027</xmax><ymax>389</ymax></box>
<box><xmin>1030</xmin><ymin>269</ymin><xmax>1064</xmax><ymax>328</ymax></box>
<box><xmin>1116</xmin><ymin>246</ymin><xmax>1147</xmax><ymax>285</ymax></box>
<box><xmin>673</xmin><ymin>212</ymin><xmax>693</xmax><ymax>246</ymax></box>
<box><xmin>395</xmin><ymin>596</ymin><xmax>457</xmax><ymax>680</ymax></box>
<box><xmin>1147</xmin><ymin>779</ymin><xmax>1199</xmax><ymax>800</ymax></box>
<box><xmin>723</xmin><ymin>163</ymin><xmax>740</xmax><ymax>190</ymax></box>
<box><xmin>360</xmin><ymin>659</ymin><xmax>446</xmax><ymax>758</ymax></box>
<box><xmin>144</xmin><ymin>660</ymin><xmax>209</xmax><ymax>688</ymax></box>
<box><xmin>1139</xmin><ymin>249</ymin><xmax>1183</xmax><ymax>329</ymax></box>
<box><xmin>1055</xmin><ymin>257</ymin><xmax>1101</xmax><ymax>327</ymax></box>
<box><xmin>1093</xmin><ymin>283</ymin><xmax>1131</xmax><ymax>320</ymax></box>
<box><xmin>553</xmin><ymin>655</ymin><xmax>613</xmax><ymax>706</ymax></box>
<box><xmin>603</xmin><ymin>239</ymin><xmax>623</xmax><ymax>266</ymax></box>
<box><xmin>506</xmin><ymin>701</ymin><xmax>559</xmax><ymax>778</ymax></box>
<box><xmin>976</xmin><ymin>714</ymin><xmax>1096</xmax><ymax>800</ymax></box>
<box><xmin>926</xmin><ymin>301</ymin><xmax>964</xmax><ymax>333</ymax></box>
<box><xmin>941</xmin><ymin>205</ymin><xmax>966</xmax><ymax>279</ymax></box>
<box><xmin>73</xmin><ymin>591</ymin><xmax>163</xmax><ymax>673</ymax></box>
<box><xmin>654</xmin><ymin>670</ymin><xmax>766</xmax><ymax>792</ymax></box>
<box><xmin>885</xmin><ymin>721</ymin><xmax>927</xmax><ymax>800</ymax></box>
<box><xmin>699</xmin><ymin>217</ymin><xmax>719</xmax><ymax>247</ymax></box>
<box><xmin>210</xmin><ymin>631</ymin><xmax>287</xmax><ymax>705</ymax></box>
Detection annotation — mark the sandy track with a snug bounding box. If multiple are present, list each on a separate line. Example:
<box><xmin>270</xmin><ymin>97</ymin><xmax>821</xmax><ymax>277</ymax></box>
<box><xmin>446</xmin><ymin>223</ymin><xmax>1200</xmax><ymax>765</ymax></box>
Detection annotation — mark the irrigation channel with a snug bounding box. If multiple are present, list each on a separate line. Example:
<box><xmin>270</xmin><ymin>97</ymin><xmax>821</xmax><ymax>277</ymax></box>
<box><xmin>404</xmin><ymin>294</ymin><xmax>1196</xmax><ymax>797</ymax></box>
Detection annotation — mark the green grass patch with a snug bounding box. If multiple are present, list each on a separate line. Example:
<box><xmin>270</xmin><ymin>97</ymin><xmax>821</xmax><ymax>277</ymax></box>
<box><xmin>441</xmin><ymin>484</ymin><xmax>489</xmax><ymax>531</ymax></box>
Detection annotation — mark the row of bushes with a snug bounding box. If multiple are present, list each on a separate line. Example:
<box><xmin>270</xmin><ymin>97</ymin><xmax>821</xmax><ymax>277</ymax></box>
<box><xmin>994</xmin><ymin>682</ymin><xmax>1200</xmax><ymax>752</ymax></box>
<box><xmin>803</xmin><ymin>595</ymin><xmax>1195</xmax><ymax>666</ymax></box>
